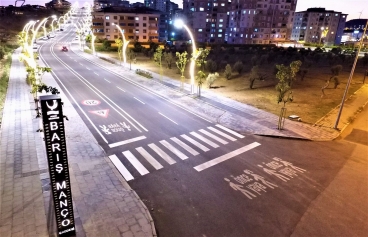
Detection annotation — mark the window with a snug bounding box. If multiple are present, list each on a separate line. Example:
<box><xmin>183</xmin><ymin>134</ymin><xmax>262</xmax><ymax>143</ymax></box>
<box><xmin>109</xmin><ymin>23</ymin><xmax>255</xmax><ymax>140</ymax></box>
<box><xmin>106</xmin><ymin>22</ymin><xmax>110</xmax><ymax>26</ymax></box>
<box><xmin>135</xmin><ymin>17</ymin><xmax>139</xmax><ymax>20</ymax></box>
<box><xmin>128</xmin><ymin>17</ymin><xmax>134</xmax><ymax>20</ymax></box>
<box><xmin>105</xmin><ymin>16</ymin><xmax>110</xmax><ymax>20</ymax></box>
<box><xmin>135</xmin><ymin>30</ymin><xmax>139</xmax><ymax>34</ymax></box>
<box><xmin>106</xmin><ymin>29</ymin><xmax>110</xmax><ymax>33</ymax></box>
<box><xmin>211</xmin><ymin>24</ymin><xmax>215</xmax><ymax>27</ymax></box>
<box><xmin>128</xmin><ymin>23</ymin><xmax>134</xmax><ymax>26</ymax></box>
<box><xmin>219</xmin><ymin>24</ymin><xmax>223</xmax><ymax>27</ymax></box>
<box><xmin>221</xmin><ymin>3</ymin><xmax>225</xmax><ymax>6</ymax></box>
<box><xmin>143</xmin><ymin>36</ymin><xmax>147</xmax><ymax>39</ymax></box>
<box><xmin>120</xmin><ymin>16</ymin><xmax>124</xmax><ymax>20</ymax></box>
<box><xmin>143</xmin><ymin>29</ymin><xmax>147</xmax><ymax>33</ymax></box>
<box><xmin>199</xmin><ymin>7</ymin><xmax>204</xmax><ymax>11</ymax></box>
<box><xmin>113</xmin><ymin>16</ymin><xmax>117</xmax><ymax>20</ymax></box>
<box><xmin>143</xmin><ymin>23</ymin><xmax>147</xmax><ymax>27</ymax></box>
<box><xmin>135</xmin><ymin>23</ymin><xmax>139</xmax><ymax>26</ymax></box>
<box><xmin>129</xmin><ymin>29</ymin><xmax>133</xmax><ymax>33</ymax></box>
<box><xmin>219</xmin><ymin>19</ymin><xmax>223</xmax><ymax>22</ymax></box>
<box><xmin>310</xmin><ymin>26</ymin><xmax>312</xmax><ymax>29</ymax></box>
<box><xmin>143</xmin><ymin>17</ymin><xmax>147</xmax><ymax>20</ymax></box>
<box><xmin>198</xmin><ymin>29</ymin><xmax>203</xmax><ymax>32</ymax></box>
<box><xmin>218</xmin><ymin>29</ymin><xmax>222</xmax><ymax>32</ymax></box>
<box><xmin>119</xmin><ymin>23</ymin><xmax>126</xmax><ymax>26</ymax></box>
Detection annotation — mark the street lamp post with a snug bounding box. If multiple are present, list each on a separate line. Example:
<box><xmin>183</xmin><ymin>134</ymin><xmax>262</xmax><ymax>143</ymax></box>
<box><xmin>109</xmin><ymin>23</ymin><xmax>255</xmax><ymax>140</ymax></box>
<box><xmin>174</xmin><ymin>19</ymin><xmax>197</xmax><ymax>94</ymax></box>
<box><xmin>113</xmin><ymin>23</ymin><xmax>129</xmax><ymax>64</ymax></box>
<box><xmin>319</xmin><ymin>27</ymin><xmax>324</xmax><ymax>45</ymax></box>
<box><xmin>29</xmin><ymin>18</ymin><xmax>48</xmax><ymax>67</ymax></box>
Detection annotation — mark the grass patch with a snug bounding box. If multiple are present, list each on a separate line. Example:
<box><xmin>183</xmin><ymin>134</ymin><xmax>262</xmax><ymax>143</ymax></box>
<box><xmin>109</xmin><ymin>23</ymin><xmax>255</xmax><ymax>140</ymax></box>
<box><xmin>0</xmin><ymin>53</ymin><xmax>12</xmax><ymax>122</ymax></box>
<box><xmin>84</xmin><ymin>49</ymin><xmax>92</xmax><ymax>54</ymax></box>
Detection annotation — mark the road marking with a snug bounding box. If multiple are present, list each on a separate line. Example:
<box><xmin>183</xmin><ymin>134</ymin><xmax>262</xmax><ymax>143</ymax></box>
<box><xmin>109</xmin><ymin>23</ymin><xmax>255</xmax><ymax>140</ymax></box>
<box><xmin>216</xmin><ymin>124</ymin><xmax>245</xmax><ymax>138</ymax></box>
<box><xmin>79</xmin><ymin>63</ymin><xmax>83</xmax><ymax>66</ymax></box>
<box><xmin>158</xmin><ymin>112</ymin><xmax>177</xmax><ymax>125</ymax></box>
<box><xmin>94</xmin><ymin>72</ymin><xmax>99</xmax><ymax>76</ymax></box>
<box><xmin>136</xmin><ymin>147</ymin><xmax>163</xmax><ymax>170</ymax></box>
<box><xmin>122</xmin><ymin>151</ymin><xmax>149</xmax><ymax>176</ymax></box>
<box><xmin>207</xmin><ymin>127</ymin><xmax>237</xmax><ymax>141</ymax></box>
<box><xmin>194</xmin><ymin>142</ymin><xmax>261</xmax><ymax>172</ymax></box>
<box><xmin>190</xmin><ymin>132</ymin><xmax>219</xmax><ymax>148</ymax></box>
<box><xmin>148</xmin><ymin>143</ymin><xmax>176</xmax><ymax>165</ymax></box>
<box><xmin>170</xmin><ymin>137</ymin><xmax>199</xmax><ymax>156</ymax></box>
<box><xmin>89</xmin><ymin>109</ymin><xmax>109</xmax><ymax>118</ymax></box>
<box><xmin>199</xmin><ymin>129</ymin><xmax>228</xmax><ymax>144</ymax></box>
<box><xmin>109</xmin><ymin>136</ymin><xmax>146</xmax><ymax>148</ymax></box>
<box><xmin>86</xmin><ymin>67</ymin><xmax>90</xmax><ymax>70</ymax></box>
<box><xmin>134</xmin><ymin>97</ymin><xmax>145</xmax><ymax>104</ymax></box>
<box><xmin>180</xmin><ymin>134</ymin><xmax>209</xmax><ymax>152</ymax></box>
<box><xmin>74</xmin><ymin>60</ymin><xmax>77</xmax><ymax>62</ymax></box>
<box><xmin>82</xmin><ymin>100</ymin><xmax>101</xmax><ymax>106</ymax></box>
<box><xmin>104</xmin><ymin>78</ymin><xmax>110</xmax><ymax>83</ymax></box>
<box><xmin>117</xmin><ymin>86</ymin><xmax>125</xmax><ymax>92</ymax></box>
<box><xmin>160</xmin><ymin>140</ymin><xmax>188</xmax><ymax>160</ymax></box>
<box><xmin>109</xmin><ymin>155</ymin><xmax>134</xmax><ymax>181</ymax></box>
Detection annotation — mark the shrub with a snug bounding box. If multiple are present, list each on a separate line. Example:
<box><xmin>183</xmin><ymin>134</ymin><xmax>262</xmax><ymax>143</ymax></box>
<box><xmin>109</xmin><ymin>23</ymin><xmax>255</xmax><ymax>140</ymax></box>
<box><xmin>206</xmin><ymin>59</ymin><xmax>217</xmax><ymax>73</ymax></box>
<box><xmin>224</xmin><ymin>64</ymin><xmax>232</xmax><ymax>80</ymax></box>
<box><xmin>135</xmin><ymin>69</ymin><xmax>153</xmax><ymax>79</ymax></box>
<box><xmin>233</xmin><ymin>61</ymin><xmax>244</xmax><ymax>75</ymax></box>
<box><xmin>206</xmin><ymin>73</ymin><xmax>219</xmax><ymax>88</ymax></box>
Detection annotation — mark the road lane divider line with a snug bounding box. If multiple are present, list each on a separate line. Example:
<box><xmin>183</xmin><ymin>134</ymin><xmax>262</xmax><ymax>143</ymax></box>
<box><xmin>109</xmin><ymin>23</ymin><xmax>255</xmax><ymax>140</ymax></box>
<box><xmin>158</xmin><ymin>112</ymin><xmax>177</xmax><ymax>125</ymax></box>
<box><xmin>216</xmin><ymin>124</ymin><xmax>245</xmax><ymax>138</ymax></box>
<box><xmin>148</xmin><ymin>143</ymin><xmax>176</xmax><ymax>165</ymax></box>
<box><xmin>194</xmin><ymin>142</ymin><xmax>261</xmax><ymax>172</ymax></box>
<box><xmin>86</xmin><ymin>67</ymin><xmax>90</xmax><ymax>70</ymax></box>
<box><xmin>122</xmin><ymin>151</ymin><xmax>149</xmax><ymax>176</ymax></box>
<box><xmin>136</xmin><ymin>147</ymin><xmax>163</xmax><ymax>170</ymax></box>
<box><xmin>207</xmin><ymin>127</ymin><xmax>237</xmax><ymax>141</ymax></box>
<box><xmin>170</xmin><ymin>137</ymin><xmax>199</xmax><ymax>156</ymax></box>
<box><xmin>109</xmin><ymin>136</ymin><xmax>146</xmax><ymax>148</ymax></box>
<box><xmin>94</xmin><ymin>72</ymin><xmax>99</xmax><ymax>76</ymax></box>
<box><xmin>48</xmin><ymin>45</ymin><xmax>148</xmax><ymax>133</ymax></box>
<box><xmin>104</xmin><ymin>78</ymin><xmax>110</xmax><ymax>83</ymax></box>
<box><xmin>160</xmin><ymin>140</ymin><xmax>188</xmax><ymax>160</ymax></box>
<box><xmin>199</xmin><ymin>129</ymin><xmax>228</xmax><ymax>145</ymax></box>
<box><xmin>79</xmin><ymin>63</ymin><xmax>83</xmax><ymax>66</ymax></box>
<box><xmin>190</xmin><ymin>132</ymin><xmax>219</xmax><ymax>148</ymax></box>
<box><xmin>108</xmin><ymin>155</ymin><xmax>134</xmax><ymax>181</ymax></box>
<box><xmin>134</xmin><ymin>97</ymin><xmax>145</xmax><ymax>104</ymax></box>
<box><xmin>117</xmin><ymin>86</ymin><xmax>125</xmax><ymax>92</ymax></box>
<box><xmin>180</xmin><ymin>134</ymin><xmax>209</xmax><ymax>152</ymax></box>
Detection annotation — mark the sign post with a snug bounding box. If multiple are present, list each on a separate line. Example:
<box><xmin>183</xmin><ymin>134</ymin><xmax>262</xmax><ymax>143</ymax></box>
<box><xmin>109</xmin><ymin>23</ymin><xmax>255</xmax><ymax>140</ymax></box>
<box><xmin>40</xmin><ymin>95</ymin><xmax>76</xmax><ymax>237</ymax></box>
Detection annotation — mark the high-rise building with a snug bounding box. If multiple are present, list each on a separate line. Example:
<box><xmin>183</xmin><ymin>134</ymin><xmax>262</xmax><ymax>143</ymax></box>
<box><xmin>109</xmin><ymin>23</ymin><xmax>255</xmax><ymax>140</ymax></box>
<box><xmin>183</xmin><ymin>0</ymin><xmax>230</xmax><ymax>43</ymax></box>
<box><xmin>227</xmin><ymin>0</ymin><xmax>297</xmax><ymax>44</ymax></box>
<box><xmin>291</xmin><ymin>8</ymin><xmax>347</xmax><ymax>45</ymax></box>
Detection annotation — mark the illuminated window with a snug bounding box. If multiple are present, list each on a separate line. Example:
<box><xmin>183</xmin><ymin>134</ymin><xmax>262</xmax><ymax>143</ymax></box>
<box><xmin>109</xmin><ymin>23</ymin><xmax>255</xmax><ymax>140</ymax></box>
<box><xmin>105</xmin><ymin>16</ymin><xmax>110</xmax><ymax>20</ymax></box>
<box><xmin>200</xmin><ymin>7</ymin><xmax>204</xmax><ymax>11</ymax></box>
<box><xmin>198</xmin><ymin>29</ymin><xmax>203</xmax><ymax>32</ymax></box>
<box><xmin>218</xmin><ymin>34</ymin><xmax>222</xmax><ymax>37</ymax></box>
<box><xmin>219</xmin><ymin>19</ymin><xmax>223</xmax><ymax>22</ymax></box>
<box><xmin>135</xmin><ymin>17</ymin><xmax>139</xmax><ymax>20</ymax></box>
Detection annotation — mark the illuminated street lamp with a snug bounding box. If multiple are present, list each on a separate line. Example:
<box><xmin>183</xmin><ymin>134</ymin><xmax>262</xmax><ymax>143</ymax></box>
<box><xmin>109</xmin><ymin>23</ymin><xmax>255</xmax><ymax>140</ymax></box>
<box><xmin>57</xmin><ymin>16</ymin><xmax>65</xmax><ymax>31</ymax></box>
<box><xmin>319</xmin><ymin>26</ymin><xmax>328</xmax><ymax>46</ymax></box>
<box><xmin>50</xmin><ymin>17</ymin><xmax>58</xmax><ymax>34</ymax></box>
<box><xmin>174</xmin><ymin>19</ymin><xmax>197</xmax><ymax>94</ymax></box>
<box><xmin>42</xmin><ymin>15</ymin><xmax>56</xmax><ymax>38</ymax></box>
<box><xmin>29</xmin><ymin>18</ymin><xmax>49</xmax><ymax>67</ymax></box>
<box><xmin>112</xmin><ymin>23</ymin><xmax>129</xmax><ymax>64</ymax></box>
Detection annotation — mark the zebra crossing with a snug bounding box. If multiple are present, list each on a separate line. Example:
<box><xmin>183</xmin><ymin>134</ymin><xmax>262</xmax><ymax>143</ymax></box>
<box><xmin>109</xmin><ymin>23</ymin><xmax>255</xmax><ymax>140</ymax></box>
<box><xmin>109</xmin><ymin>124</ymin><xmax>245</xmax><ymax>181</ymax></box>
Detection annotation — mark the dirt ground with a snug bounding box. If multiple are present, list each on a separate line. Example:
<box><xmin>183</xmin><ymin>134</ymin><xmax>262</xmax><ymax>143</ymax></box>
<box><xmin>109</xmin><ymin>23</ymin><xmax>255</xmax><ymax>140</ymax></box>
<box><xmin>102</xmin><ymin>51</ymin><xmax>365</xmax><ymax>124</ymax></box>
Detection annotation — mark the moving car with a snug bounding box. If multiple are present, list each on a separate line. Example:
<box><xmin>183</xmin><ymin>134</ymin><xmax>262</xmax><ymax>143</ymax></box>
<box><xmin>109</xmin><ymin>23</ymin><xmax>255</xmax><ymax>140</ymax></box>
<box><xmin>61</xmin><ymin>46</ymin><xmax>68</xmax><ymax>52</ymax></box>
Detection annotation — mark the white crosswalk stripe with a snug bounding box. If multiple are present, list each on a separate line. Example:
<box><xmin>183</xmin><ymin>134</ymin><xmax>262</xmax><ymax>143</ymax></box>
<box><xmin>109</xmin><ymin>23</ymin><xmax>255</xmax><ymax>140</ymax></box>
<box><xmin>136</xmin><ymin>147</ymin><xmax>163</xmax><ymax>170</ymax></box>
<box><xmin>160</xmin><ymin>140</ymin><xmax>188</xmax><ymax>160</ymax></box>
<box><xmin>148</xmin><ymin>143</ymin><xmax>176</xmax><ymax>165</ymax></box>
<box><xmin>216</xmin><ymin>124</ymin><xmax>245</xmax><ymax>138</ymax></box>
<box><xmin>199</xmin><ymin>129</ymin><xmax>228</xmax><ymax>144</ymax></box>
<box><xmin>180</xmin><ymin>134</ymin><xmax>210</xmax><ymax>152</ymax></box>
<box><xmin>122</xmin><ymin>151</ymin><xmax>149</xmax><ymax>176</ymax></box>
<box><xmin>170</xmin><ymin>137</ymin><xmax>199</xmax><ymax>156</ymax></box>
<box><xmin>190</xmin><ymin>132</ymin><xmax>219</xmax><ymax>148</ymax></box>
<box><xmin>109</xmin><ymin>155</ymin><xmax>134</xmax><ymax>181</ymax></box>
<box><xmin>207</xmin><ymin>126</ymin><xmax>237</xmax><ymax>141</ymax></box>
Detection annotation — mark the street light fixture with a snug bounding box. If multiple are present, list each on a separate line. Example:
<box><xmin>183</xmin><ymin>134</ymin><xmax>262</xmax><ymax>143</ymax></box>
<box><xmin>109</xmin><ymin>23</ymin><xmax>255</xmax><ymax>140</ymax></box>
<box><xmin>29</xmin><ymin>18</ymin><xmax>48</xmax><ymax>67</ymax></box>
<box><xmin>174</xmin><ymin>19</ymin><xmax>197</xmax><ymax>94</ymax></box>
<box><xmin>112</xmin><ymin>23</ymin><xmax>130</xmax><ymax>64</ymax></box>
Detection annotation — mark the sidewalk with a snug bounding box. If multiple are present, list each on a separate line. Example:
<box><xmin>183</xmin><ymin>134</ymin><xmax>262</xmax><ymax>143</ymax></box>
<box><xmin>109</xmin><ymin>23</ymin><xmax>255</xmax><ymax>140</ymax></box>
<box><xmin>0</xmin><ymin>48</ymin><xmax>156</xmax><ymax>237</ymax></box>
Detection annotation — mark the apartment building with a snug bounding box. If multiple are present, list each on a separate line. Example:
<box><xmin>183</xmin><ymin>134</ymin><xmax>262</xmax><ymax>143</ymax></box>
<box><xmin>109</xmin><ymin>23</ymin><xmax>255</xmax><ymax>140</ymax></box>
<box><xmin>227</xmin><ymin>0</ymin><xmax>297</xmax><ymax>44</ymax></box>
<box><xmin>183</xmin><ymin>0</ymin><xmax>230</xmax><ymax>43</ymax></box>
<box><xmin>91</xmin><ymin>8</ymin><xmax>160</xmax><ymax>42</ymax></box>
<box><xmin>290</xmin><ymin>8</ymin><xmax>347</xmax><ymax>45</ymax></box>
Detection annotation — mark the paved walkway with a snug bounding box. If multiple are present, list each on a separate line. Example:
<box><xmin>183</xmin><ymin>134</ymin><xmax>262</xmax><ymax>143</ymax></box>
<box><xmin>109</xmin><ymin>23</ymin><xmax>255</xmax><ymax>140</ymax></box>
<box><xmin>1</xmin><ymin>44</ymin><xmax>367</xmax><ymax>237</ymax></box>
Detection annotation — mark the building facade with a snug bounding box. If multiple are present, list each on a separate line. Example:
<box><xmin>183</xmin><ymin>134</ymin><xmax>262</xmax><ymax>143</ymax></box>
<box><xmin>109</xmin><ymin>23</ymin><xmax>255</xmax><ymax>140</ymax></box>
<box><xmin>92</xmin><ymin>9</ymin><xmax>160</xmax><ymax>42</ymax></box>
<box><xmin>290</xmin><ymin>8</ymin><xmax>347</xmax><ymax>45</ymax></box>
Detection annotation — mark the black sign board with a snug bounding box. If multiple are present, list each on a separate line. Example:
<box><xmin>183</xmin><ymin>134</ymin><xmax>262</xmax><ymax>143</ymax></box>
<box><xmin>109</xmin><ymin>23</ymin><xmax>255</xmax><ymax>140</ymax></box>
<box><xmin>40</xmin><ymin>95</ymin><xmax>76</xmax><ymax>237</ymax></box>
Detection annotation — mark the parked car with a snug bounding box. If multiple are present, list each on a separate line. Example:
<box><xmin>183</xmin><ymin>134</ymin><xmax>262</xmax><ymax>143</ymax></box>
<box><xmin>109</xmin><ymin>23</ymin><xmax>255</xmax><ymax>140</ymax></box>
<box><xmin>61</xmin><ymin>46</ymin><xmax>68</xmax><ymax>52</ymax></box>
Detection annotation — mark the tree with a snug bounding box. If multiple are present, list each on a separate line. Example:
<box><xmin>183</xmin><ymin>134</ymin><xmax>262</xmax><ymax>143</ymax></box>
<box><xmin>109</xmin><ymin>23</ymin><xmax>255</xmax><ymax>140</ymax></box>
<box><xmin>134</xmin><ymin>41</ymin><xmax>143</xmax><ymax>52</ymax></box>
<box><xmin>195</xmin><ymin>48</ymin><xmax>210</xmax><ymax>71</ymax></box>
<box><xmin>207</xmin><ymin>73</ymin><xmax>219</xmax><ymax>88</ymax></box>
<box><xmin>298</xmin><ymin>69</ymin><xmax>308</xmax><ymax>81</ymax></box>
<box><xmin>224</xmin><ymin>64</ymin><xmax>232</xmax><ymax>80</ymax></box>
<box><xmin>288</xmin><ymin>60</ymin><xmax>302</xmax><ymax>87</ymax></box>
<box><xmin>249</xmin><ymin>65</ymin><xmax>262</xmax><ymax>89</ymax></box>
<box><xmin>206</xmin><ymin>59</ymin><xmax>217</xmax><ymax>73</ymax></box>
<box><xmin>322</xmin><ymin>64</ymin><xmax>343</xmax><ymax>96</ymax></box>
<box><xmin>154</xmin><ymin>47</ymin><xmax>163</xmax><ymax>80</ymax></box>
<box><xmin>233</xmin><ymin>61</ymin><xmax>244</xmax><ymax>75</ymax></box>
<box><xmin>196</xmin><ymin>71</ymin><xmax>206</xmax><ymax>97</ymax></box>
<box><xmin>102</xmin><ymin>39</ymin><xmax>111</xmax><ymax>50</ymax></box>
<box><xmin>176</xmin><ymin>51</ymin><xmax>189</xmax><ymax>90</ymax></box>
<box><xmin>163</xmin><ymin>52</ymin><xmax>174</xmax><ymax>69</ymax></box>
<box><xmin>85</xmin><ymin>34</ymin><xmax>92</xmax><ymax>43</ymax></box>
<box><xmin>127</xmin><ymin>49</ymin><xmax>136</xmax><ymax>70</ymax></box>
<box><xmin>115</xmin><ymin>38</ymin><xmax>123</xmax><ymax>63</ymax></box>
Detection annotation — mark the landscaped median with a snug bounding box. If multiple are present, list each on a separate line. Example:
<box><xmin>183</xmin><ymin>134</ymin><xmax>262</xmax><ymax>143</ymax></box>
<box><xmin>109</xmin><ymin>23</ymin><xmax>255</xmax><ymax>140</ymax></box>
<box><xmin>136</xmin><ymin>69</ymin><xmax>153</xmax><ymax>79</ymax></box>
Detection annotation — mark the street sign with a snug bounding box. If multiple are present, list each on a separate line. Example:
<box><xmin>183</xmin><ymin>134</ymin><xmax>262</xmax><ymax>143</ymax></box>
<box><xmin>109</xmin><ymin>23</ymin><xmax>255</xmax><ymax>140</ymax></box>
<box><xmin>40</xmin><ymin>95</ymin><xmax>76</xmax><ymax>237</ymax></box>
<box><xmin>89</xmin><ymin>109</ymin><xmax>109</xmax><ymax>118</ymax></box>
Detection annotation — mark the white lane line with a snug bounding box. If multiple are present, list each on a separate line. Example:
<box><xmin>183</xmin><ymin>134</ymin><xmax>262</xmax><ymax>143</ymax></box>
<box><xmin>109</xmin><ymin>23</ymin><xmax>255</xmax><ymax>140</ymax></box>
<box><xmin>207</xmin><ymin>127</ymin><xmax>237</xmax><ymax>141</ymax></box>
<box><xmin>158</xmin><ymin>112</ymin><xmax>177</xmax><ymax>125</ymax></box>
<box><xmin>136</xmin><ymin>147</ymin><xmax>163</xmax><ymax>170</ymax></box>
<box><xmin>104</xmin><ymin>78</ymin><xmax>110</xmax><ymax>83</ymax></box>
<box><xmin>134</xmin><ymin>97</ymin><xmax>145</xmax><ymax>104</ymax></box>
<box><xmin>109</xmin><ymin>136</ymin><xmax>146</xmax><ymax>148</ymax></box>
<box><xmin>199</xmin><ymin>129</ymin><xmax>228</xmax><ymax>144</ymax></box>
<box><xmin>194</xmin><ymin>142</ymin><xmax>261</xmax><ymax>172</ymax></box>
<box><xmin>180</xmin><ymin>134</ymin><xmax>209</xmax><ymax>152</ymax></box>
<box><xmin>94</xmin><ymin>72</ymin><xmax>99</xmax><ymax>76</ymax></box>
<box><xmin>86</xmin><ymin>67</ymin><xmax>90</xmax><ymax>70</ymax></box>
<box><xmin>216</xmin><ymin>124</ymin><xmax>245</xmax><ymax>138</ymax></box>
<box><xmin>117</xmin><ymin>86</ymin><xmax>125</xmax><ymax>92</ymax></box>
<box><xmin>170</xmin><ymin>137</ymin><xmax>199</xmax><ymax>156</ymax></box>
<box><xmin>73</xmin><ymin>60</ymin><xmax>77</xmax><ymax>62</ymax></box>
<box><xmin>190</xmin><ymin>132</ymin><xmax>219</xmax><ymax>148</ymax></box>
<box><xmin>79</xmin><ymin>63</ymin><xmax>83</xmax><ymax>66</ymax></box>
<box><xmin>122</xmin><ymin>151</ymin><xmax>149</xmax><ymax>176</ymax></box>
<box><xmin>160</xmin><ymin>140</ymin><xmax>188</xmax><ymax>160</ymax></box>
<box><xmin>148</xmin><ymin>143</ymin><xmax>176</xmax><ymax>165</ymax></box>
<box><xmin>109</xmin><ymin>155</ymin><xmax>134</xmax><ymax>181</ymax></box>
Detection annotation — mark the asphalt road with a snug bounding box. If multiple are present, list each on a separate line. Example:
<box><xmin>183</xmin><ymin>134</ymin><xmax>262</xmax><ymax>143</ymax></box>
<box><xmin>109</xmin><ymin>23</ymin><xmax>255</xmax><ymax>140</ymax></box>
<box><xmin>38</xmin><ymin>19</ymin><xmax>368</xmax><ymax>237</ymax></box>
